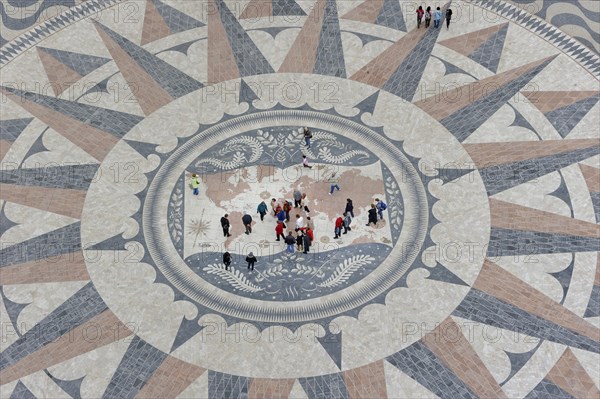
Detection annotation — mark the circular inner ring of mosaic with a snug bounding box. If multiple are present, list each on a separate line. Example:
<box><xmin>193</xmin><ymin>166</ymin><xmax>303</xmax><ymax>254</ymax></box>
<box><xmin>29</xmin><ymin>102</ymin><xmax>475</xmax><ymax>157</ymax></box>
<box><xmin>145</xmin><ymin>110</ymin><xmax>428</xmax><ymax>322</ymax></box>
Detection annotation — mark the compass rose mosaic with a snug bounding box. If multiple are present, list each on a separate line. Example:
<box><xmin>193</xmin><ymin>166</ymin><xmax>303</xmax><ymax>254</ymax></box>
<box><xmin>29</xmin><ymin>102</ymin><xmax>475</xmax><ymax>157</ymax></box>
<box><xmin>1</xmin><ymin>0</ymin><xmax>599</xmax><ymax>398</ymax></box>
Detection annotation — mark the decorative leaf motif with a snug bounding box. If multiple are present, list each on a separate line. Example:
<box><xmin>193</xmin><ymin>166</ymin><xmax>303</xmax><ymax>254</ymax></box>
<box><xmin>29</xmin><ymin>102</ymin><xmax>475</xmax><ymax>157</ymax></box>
<box><xmin>318</xmin><ymin>255</ymin><xmax>374</xmax><ymax>288</ymax></box>
<box><xmin>318</xmin><ymin>147</ymin><xmax>370</xmax><ymax>163</ymax></box>
<box><xmin>255</xmin><ymin>264</ymin><xmax>288</xmax><ymax>282</ymax></box>
<box><xmin>203</xmin><ymin>264</ymin><xmax>263</xmax><ymax>292</ymax></box>
<box><xmin>168</xmin><ymin>188</ymin><xmax>184</xmax><ymax>243</ymax></box>
<box><xmin>291</xmin><ymin>264</ymin><xmax>325</xmax><ymax>278</ymax></box>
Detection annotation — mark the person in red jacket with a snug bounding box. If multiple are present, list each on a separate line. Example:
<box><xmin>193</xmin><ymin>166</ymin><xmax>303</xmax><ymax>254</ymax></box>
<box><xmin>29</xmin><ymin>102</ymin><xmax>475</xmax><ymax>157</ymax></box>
<box><xmin>306</xmin><ymin>227</ymin><xmax>314</xmax><ymax>242</ymax></box>
<box><xmin>416</xmin><ymin>6</ymin><xmax>424</xmax><ymax>28</ymax></box>
<box><xmin>334</xmin><ymin>216</ymin><xmax>344</xmax><ymax>239</ymax></box>
<box><xmin>275</xmin><ymin>221</ymin><xmax>285</xmax><ymax>241</ymax></box>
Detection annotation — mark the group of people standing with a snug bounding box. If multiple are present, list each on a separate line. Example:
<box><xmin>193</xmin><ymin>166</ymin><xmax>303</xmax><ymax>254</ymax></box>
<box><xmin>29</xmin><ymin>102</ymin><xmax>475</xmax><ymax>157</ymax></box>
<box><xmin>267</xmin><ymin>190</ymin><xmax>314</xmax><ymax>254</ymax></box>
<box><xmin>417</xmin><ymin>6</ymin><xmax>452</xmax><ymax>29</ymax></box>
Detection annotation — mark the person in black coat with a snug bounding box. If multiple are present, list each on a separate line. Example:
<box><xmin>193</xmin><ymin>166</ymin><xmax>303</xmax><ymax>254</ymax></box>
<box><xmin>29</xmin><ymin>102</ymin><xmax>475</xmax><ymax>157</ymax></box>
<box><xmin>223</xmin><ymin>252</ymin><xmax>231</xmax><ymax>270</ymax></box>
<box><xmin>220</xmin><ymin>214</ymin><xmax>231</xmax><ymax>237</ymax></box>
<box><xmin>303</xmin><ymin>232</ymin><xmax>312</xmax><ymax>254</ymax></box>
<box><xmin>242</xmin><ymin>212</ymin><xmax>253</xmax><ymax>234</ymax></box>
<box><xmin>345</xmin><ymin>198</ymin><xmax>354</xmax><ymax>218</ymax></box>
<box><xmin>366</xmin><ymin>204</ymin><xmax>378</xmax><ymax>226</ymax></box>
<box><xmin>246</xmin><ymin>252</ymin><xmax>257</xmax><ymax>270</ymax></box>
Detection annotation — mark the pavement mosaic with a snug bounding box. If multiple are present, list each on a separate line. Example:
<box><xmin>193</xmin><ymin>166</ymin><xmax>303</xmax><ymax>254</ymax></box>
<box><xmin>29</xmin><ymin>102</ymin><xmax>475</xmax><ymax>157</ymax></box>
<box><xmin>0</xmin><ymin>0</ymin><xmax>599</xmax><ymax>398</ymax></box>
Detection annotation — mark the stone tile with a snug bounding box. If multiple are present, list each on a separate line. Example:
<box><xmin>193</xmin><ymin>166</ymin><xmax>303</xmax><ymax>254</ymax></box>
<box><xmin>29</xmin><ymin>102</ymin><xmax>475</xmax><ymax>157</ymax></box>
<box><xmin>0</xmin><ymin>164</ymin><xmax>99</xmax><ymax>191</ymax></box>
<box><xmin>526</xmin><ymin>379</ymin><xmax>574</xmax><ymax>399</ymax></box>
<box><xmin>468</xmin><ymin>23</ymin><xmax>509</xmax><ymax>73</ymax></box>
<box><xmin>584</xmin><ymin>285</ymin><xmax>600</xmax><ymax>318</ymax></box>
<box><xmin>479</xmin><ymin>145</ymin><xmax>600</xmax><ymax>195</ymax></box>
<box><xmin>0</xmin><ymin>118</ymin><xmax>33</xmax><ymax>142</ymax></box>
<box><xmin>351</xmin><ymin>25</ymin><xmax>426</xmax><ymax>89</ymax></box>
<box><xmin>135</xmin><ymin>355</ymin><xmax>206</xmax><ymax>399</ymax></box>
<box><xmin>36</xmin><ymin>48</ymin><xmax>82</xmax><ymax>96</ymax></box>
<box><xmin>473</xmin><ymin>260</ymin><xmax>600</xmax><ymax>344</ymax></box>
<box><xmin>8</xmin><ymin>381</ymin><xmax>36</xmax><ymax>399</ymax></box>
<box><xmin>208</xmin><ymin>371</ymin><xmax>249</xmax><ymax>399</ymax></box>
<box><xmin>522</xmin><ymin>91</ymin><xmax>599</xmax><ymax>114</ymax></box>
<box><xmin>140</xmin><ymin>0</ymin><xmax>172</xmax><ymax>45</ymax></box>
<box><xmin>0</xmin><ymin>250</ymin><xmax>90</xmax><ymax>285</ymax></box>
<box><xmin>279</xmin><ymin>0</ymin><xmax>326</xmax><ymax>74</ymax></box>
<box><xmin>342</xmin><ymin>360</ymin><xmax>388</xmax><ymax>399</ymax></box>
<box><xmin>298</xmin><ymin>373</ymin><xmax>349</xmax><ymax>399</ymax></box>
<box><xmin>0</xmin><ymin>222</ymin><xmax>81</xmax><ymax>267</ymax></box>
<box><xmin>93</xmin><ymin>22</ymin><xmax>203</xmax><ymax>100</ymax></box>
<box><xmin>341</xmin><ymin>0</ymin><xmax>384</xmax><ymax>24</ymax></box>
<box><xmin>464</xmin><ymin>139</ymin><xmax>600</xmax><ymax>169</ymax></box>
<box><xmin>415</xmin><ymin>55</ymin><xmax>553</xmax><ymax>117</ymax></box>
<box><xmin>313</xmin><ymin>0</ymin><xmax>346</xmax><ymax>78</ymax></box>
<box><xmin>440</xmin><ymin>23</ymin><xmax>508</xmax><ymax>58</ymax></box>
<box><xmin>488</xmin><ymin>227</ymin><xmax>600</xmax><ymax>256</ymax></box>
<box><xmin>545</xmin><ymin>95</ymin><xmax>600</xmax><ymax>138</ymax></box>
<box><xmin>207</xmin><ymin>0</ymin><xmax>241</xmax><ymax>83</ymax></box>
<box><xmin>247</xmin><ymin>378</ymin><xmax>295</xmax><ymax>399</ymax></box>
<box><xmin>422</xmin><ymin>318</ymin><xmax>507</xmax><ymax>399</ymax></box>
<box><xmin>0</xmin><ymin>184</ymin><xmax>87</xmax><ymax>219</ymax></box>
<box><xmin>151</xmin><ymin>0</ymin><xmax>204</xmax><ymax>34</ymax></box>
<box><xmin>36</xmin><ymin>46</ymin><xmax>110</xmax><ymax>77</ymax></box>
<box><xmin>386</xmin><ymin>341</ymin><xmax>478</xmax><ymax>399</ymax></box>
<box><xmin>373</xmin><ymin>0</ymin><xmax>407</xmax><ymax>32</ymax></box>
<box><xmin>95</xmin><ymin>22</ymin><xmax>174</xmax><ymax>115</ymax></box>
<box><xmin>102</xmin><ymin>336</ymin><xmax>168</xmax><ymax>399</ymax></box>
<box><xmin>489</xmin><ymin>198</ymin><xmax>600</xmax><ymax>238</ymax></box>
<box><xmin>1</xmin><ymin>139</ymin><xmax>12</xmax><ymax>161</ymax></box>
<box><xmin>580</xmin><ymin>164</ymin><xmax>600</xmax><ymax>193</ymax></box>
<box><xmin>453</xmin><ymin>288</ymin><xmax>599</xmax><ymax>353</ymax></box>
<box><xmin>546</xmin><ymin>348</ymin><xmax>600</xmax><ymax>399</ymax></box>
<box><xmin>214</xmin><ymin>0</ymin><xmax>274</xmax><ymax>77</ymax></box>
<box><xmin>240</xmin><ymin>0</ymin><xmax>273</xmax><ymax>19</ymax></box>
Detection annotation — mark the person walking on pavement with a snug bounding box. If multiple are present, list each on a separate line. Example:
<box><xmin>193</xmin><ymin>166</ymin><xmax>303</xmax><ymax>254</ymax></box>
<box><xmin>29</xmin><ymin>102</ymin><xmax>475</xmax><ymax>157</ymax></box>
<box><xmin>275</xmin><ymin>221</ymin><xmax>285</xmax><ymax>241</ymax></box>
<box><xmin>334</xmin><ymin>215</ymin><xmax>344</xmax><ymax>239</ymax></box>
<box><xmin>345</xmin><ymin>198</ymin><xmax>354</xmax><ymax>218</ymax></box>
<box><xmin>242</xmin><ymin>212</ymin><xmax>253</xmax><ymax>235</ymax></box>
<box><xmin>425</xmin><ymin>6</ymin><xmax>432</xmax><ymax>27</ymax></box>
<box><xmin>434</xmin><ymin>7</ymin><xmax>442</xmax><ymax>28</ymax></box>
<box><xmin>303</xmin><ymin>127</ymin><xmax>312</xmax><ymax>148</ymax></box>
<box><xmin>190</xmin><ymin>173</ymin><xmax>200</xmax><ymax>195</ymax></box>
<box><xmin>223</xmin><ymin>251</ymin><xmax>231</xmax><ymax>270</ymax></box>
<box><xmin>366</xmin><ymin>204</ymin><xmax>378</xmax><ymax>226</ymax></box>
<box><xmin>295</xmin><ymin>214</ymin><xmax>304</xmax><ymax>232</ymax></box>
<box><xmin>285</xmin><ymin>232</ymin><xmax>295</xmax><ymax>253</ymax></box>
<box><xmin>375</xmin><ymin>198</ymin><xmax>387</xmax><ymax>221</ymax></box>
<box><xmin>221</xmin><ymin>214</ymin><xmax>232</xmax><ymax>237</ymax></box>
<box><xmin>293</xmin><ymin>190</ymin><xmax>302</xmax><ymax>208</ymax></box>
<box><xmin>301</xmin><ymin>193</ymin><xmax>310</xmax><ymax>213</ymax></box>
<box><xmin>343</xmin><ymin>212</ymin><xmax>352</xmax><ymax>234</ymax></box>
<box><xmin>302</xmin><ymin>155</ymin><xmax>313</xmax><ymax>169</ymax></box>
<box><xmin>446</xmin><ymin>8</ymin><xmax>453</xmax><ymax>28</ymax></box>
<box><xmin>328</xmin><ymin>172</ymin><xmax>340</xmax><ymax>195</ymax></box>
<box><xmin>246</xmin><ymin>252</ymin><xmax>257</xmax><ymax>271</ymax></box>
<box><xmin>296</xmin><ymin>230</ymin><xmax>304</xmax><ymax>252</ymax></box>
<box><xmin>277</xmin><ymin>207</ymin><xmax>287</xmax><ymax>226</ymax></box>
<box><xmin>271</xmin><ymin>198</ymin><xmax>278</xmax><ymax>216</ymax></box>
<box><xmin>303</xmin><ymin>231</ymin><xmax>312</xmax><ymax>254</ymax></box>
<box><xmin>283</xmin><ymin>200</ymin><xmax>292</xmax><ymax>222</ymax></box>
<box><xmin>257</xmin><ymin>200</ymin><xmax>268</xmax><ymax>221</ymax></box>
<box><xmin>417</xmin><ymin>5</ymin><xmax>424</xmax><ymax>28</ymax></box>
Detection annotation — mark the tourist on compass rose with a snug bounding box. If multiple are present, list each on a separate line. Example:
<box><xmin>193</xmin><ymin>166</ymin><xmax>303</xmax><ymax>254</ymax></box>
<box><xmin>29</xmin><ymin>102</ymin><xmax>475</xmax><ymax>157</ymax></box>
<box><xmin>220</xmin><ymin>214</ymin><xmax>231</xmax><ymax>237</ymax></box>
<box><xmin>223</xmin><ymin>251</ymin><xmax>232</xmax><ymax>270</ymax></box>
<box><xmin>246</xmin><ymin>252</ymin><xmax>257</xmax><ymax>271</ymax></box>
<box><xmin>190</xmin><ymin>173</ymin><xmax>200</xmax><ymax>195</ymax></box>
<box><xmin>366</xmin><ymin>204</ymin><xmax>378</xmax><ymax>226</ymax></box>
<box><xmin>285</xmin><ymin>232</ymin><xmax>296</xmax><ymax>253</ymax></box>
<box><xmin>303</xmin><ymin>127</ymin><xmax>312</xmax><ymax>148</ymax></box>
<box><xmin>293</xmin><ymin>189</ymin><xmax>302</xmax><ymax>208</ymax></box>
<box><xmin>417</xmin><ymin>6</ymin><xmax>424</xmax><ymax>28</ymax></box>
<box><xmin>275</xmin><ymin>221</ymin><xmax>286</xmax><ymax>241</ymax></box>
<box><xmin>257</xmin><ymin>200</ymin><xmax>268</xmax><ymax>221</ymax></box>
